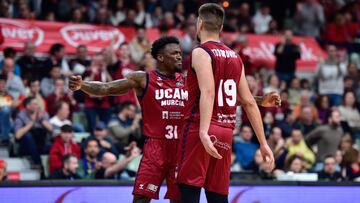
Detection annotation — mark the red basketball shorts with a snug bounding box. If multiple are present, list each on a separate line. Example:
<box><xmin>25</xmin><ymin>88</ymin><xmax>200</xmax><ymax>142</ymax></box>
<box><xmin>177</xmin><ymin>124</ymin><xmax>233</xmax><ymax>195</ymax></box>
<box><xmin>133</xmin><ymin>138</ymin><xmax>180</xmax><ymax>200</ymax></box>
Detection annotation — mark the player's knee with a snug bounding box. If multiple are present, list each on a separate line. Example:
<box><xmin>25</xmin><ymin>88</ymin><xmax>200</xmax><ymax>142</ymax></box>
<box><xmin>133</xmin><ymin>195</ymin><xmax>151</xmax><ymax>203</ymax></box>
<box><xmin>205</xmin><ymin>190</ymin><xmax>228</xmax><ymax>203</ymax></box>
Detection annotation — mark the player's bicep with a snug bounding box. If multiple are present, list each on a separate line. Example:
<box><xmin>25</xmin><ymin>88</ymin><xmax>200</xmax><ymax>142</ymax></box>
<box><xmin>192</xmin><ymin>48</ymin><xmax>214</xmax><ymax>94</ymax></box>
<box><xmin>237</xmin><ymin>67</ymin><xmax>255</xmax><ymax>106</ymax></box>
<box><xmin>107</xmin><ymin>71</ymin><xmax>146</xmax><ymax>96</ymax></box>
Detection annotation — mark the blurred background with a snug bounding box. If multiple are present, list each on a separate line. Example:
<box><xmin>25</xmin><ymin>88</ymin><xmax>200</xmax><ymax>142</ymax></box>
<box><xmin>0</xmin><ymin>0</ymin><xmax>360</xmax><ymax>202</ymax></box>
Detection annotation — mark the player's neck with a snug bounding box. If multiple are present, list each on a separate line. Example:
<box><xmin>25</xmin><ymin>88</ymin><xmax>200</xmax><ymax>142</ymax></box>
<box><xmin>200</xmin><ymin>31</ymin><xmax>220</xmax><ymax>44</ymax></box>
<box><xmin>157</xmin><ymin>67</ymin><xmax>176</xmax><ymax>77</ymax></box>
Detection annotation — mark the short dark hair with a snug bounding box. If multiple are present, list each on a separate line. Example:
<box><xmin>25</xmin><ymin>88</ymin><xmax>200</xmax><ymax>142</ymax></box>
<box><xmin>323</xmin><ymin>155</ymin><xmax>335</xmax><ymax>162</ymax></box>
<box><xmin>0</xmin><ymin>74</ymin><xmax>7</xmax><ymax>81</ymax></box>
<box><xmin>62</xmin><ymin>154</ymin><xmax>77</xmax><ymax>165</ymax></box>
<box><xmin>55</xmin><ymin>101</ymin><xmax>67</xmax><ymax>114</ymax></box>
<box><xmin>50</xmin><ymin>43</ymin><xmax>64</xmax><ymax>55</ymax></box>
<box><xmin>61</xmin><ymin>124</ymin><xmax>73</xmax><ymax>133</ymax></box>
<box><xmin>29</xmin><ymin>78</ymin><xmax>40</xmax><ymax>85</ymax></box>
<box><xmin>85</xmin><ymin>138</ymin><xmax>100</xmax><ymax>149</ymax></box>
<box><xmin>3</xmin><ymin>47</ymin><xmax>16</xmax><ymax>58</ymax></box>
<box><xmin>151</xmin><ymin>36</ymin><xmax>180</xmax><ymax>59</ymax></box>
<box><xmin>23</xmin><ymin>96</ymin><xmax>36</xmax><ymax>106</ymax></box>
<box><xmin>198</xmin><ymin>3</ymin><xmax>224</xmax><ymax>33</ymax></box>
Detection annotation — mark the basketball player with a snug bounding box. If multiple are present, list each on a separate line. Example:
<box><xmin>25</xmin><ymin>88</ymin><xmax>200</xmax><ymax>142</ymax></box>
<box><xmin>69</xmin><ymin>37</ymin><xmax>278</xmax><ymax>203</ymax></box>
<box><xmin>177</xmin><ymin>3</ymin><xmax>275</xmax><ymax>203</ymax></box>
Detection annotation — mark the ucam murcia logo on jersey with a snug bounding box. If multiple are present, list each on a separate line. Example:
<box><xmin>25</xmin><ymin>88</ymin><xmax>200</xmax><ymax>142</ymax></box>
<box><xmin>155</xmin><ymin>88</ymin><xmax>188</xmax><ymax>107</ymax></box>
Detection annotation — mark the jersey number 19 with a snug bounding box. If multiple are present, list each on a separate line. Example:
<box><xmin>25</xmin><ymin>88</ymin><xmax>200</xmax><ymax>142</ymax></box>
<box><xmin>218</xmin><ymin>79</ymin><xmax>236</xmax><ymax>107</ymax></box>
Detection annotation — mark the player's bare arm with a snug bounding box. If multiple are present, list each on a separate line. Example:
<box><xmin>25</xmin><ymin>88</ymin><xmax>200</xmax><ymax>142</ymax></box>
<box><xmin>68</xmin><ymin>71</ymin><xmax>147</xmax><ymax>97</ymax></box>
<box><xmin>192</xmin><ymin>47</ymin><xmax>222</xmax><ymax>159</ymax></box>
<box><xmin>237</xmin><ymin>67</ymin><xmax>275</xmax><ymax>170</ymax></box>
<box><xmin>254</xmin><ymin>92</ymin><xmax>281</xmax><ymax>107</ymax></box>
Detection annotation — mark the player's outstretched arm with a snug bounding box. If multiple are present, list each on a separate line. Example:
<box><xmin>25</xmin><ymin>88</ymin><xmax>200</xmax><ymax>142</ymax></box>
<box><xmin>192</xmin><ymin>48</ymin><xmax>222</xmax><ymax>159</ymax></box>
<box><xmin>68</xmin><ymin>71</ymin><xmax>146</xmax><ymax>97</ymax></box>
<box><xmin>237</xmin><ymin>68</ymin><xmax>275</xmax><ymax>170</ymax></box>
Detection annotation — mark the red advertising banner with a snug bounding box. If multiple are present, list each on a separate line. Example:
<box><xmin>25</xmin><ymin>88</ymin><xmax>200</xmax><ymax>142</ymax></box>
<box><xmin>0</xmin><ymin>18</ymin><xmax>326</xmax><ymax>72</ymax></box>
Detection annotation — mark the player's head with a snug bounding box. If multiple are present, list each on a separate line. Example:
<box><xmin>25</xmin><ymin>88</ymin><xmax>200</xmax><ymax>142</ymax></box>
<box><xmin>197</xmin><ymin>3</ymin><xmax>225</xmax><ymax>41</ymax></box>
<box><xmin>151</xmin><ymin>36</ymin><xmax>182</xmax><ymax>73</ymax></box>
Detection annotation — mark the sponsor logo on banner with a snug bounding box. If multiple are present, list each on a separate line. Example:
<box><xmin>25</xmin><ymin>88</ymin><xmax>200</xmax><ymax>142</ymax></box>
<box><xmin>0</xmin><ymin>18</ymin><xmax>44</xmax><ymax>47</ymax></box>
<box><xmin>60</xmin><ymin>24</ymin><xmax>124</xmax><ymax>52</ymax></box>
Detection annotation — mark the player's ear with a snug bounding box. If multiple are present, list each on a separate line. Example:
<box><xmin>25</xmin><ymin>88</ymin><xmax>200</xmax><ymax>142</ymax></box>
<box><xmin>220</xmin><ymin>24</ymin><xmax>223</xmax><ymax>32</ymax></box>
<box><xmin>157</xmin><ymin>54</ymin><xmax>164</xmax><ymax>62</ymax></box>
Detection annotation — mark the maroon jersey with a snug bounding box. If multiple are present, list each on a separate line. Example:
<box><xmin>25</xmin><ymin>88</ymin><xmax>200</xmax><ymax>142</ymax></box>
<box><xmin>184</xmin><ymin>41</ymin><xmax>243</xmax><ymax>129</ymax></box>
<box><xmin>139</xmin><ymin>70</ymin><xmax>187</xmax><ymax>139</ymax></box>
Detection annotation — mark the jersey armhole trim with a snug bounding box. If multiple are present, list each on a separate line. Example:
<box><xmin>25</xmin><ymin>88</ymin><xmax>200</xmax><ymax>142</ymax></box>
<box><xmin>137</xmin><ymin>72</ymin><xmax>149</xmax><ymax>101</ymax></box>
<box><xmin>190</xmin><ymin>46</ymin><xmax>215</xmax><ymax>73</ymax></box>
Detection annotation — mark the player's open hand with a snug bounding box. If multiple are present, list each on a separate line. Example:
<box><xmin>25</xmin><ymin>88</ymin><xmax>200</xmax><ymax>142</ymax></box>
<box><xmin>69</xmin><ymin>75</ymin><xmax>83</xmax><ymax>91</ymax></box>
<box><xmin>260</xmin><ymin>144</ymin><xmax>275</xmax><ymax>171</ymax></box>
<box><xmin>200</xmin><ymin>132</ymin><xmax>222</xmax><ymax>159</ymax></box>
<box><xmin>261</xmin><ymin>91</ymin><xmax>281</xmax><ymax>107</ymax></box>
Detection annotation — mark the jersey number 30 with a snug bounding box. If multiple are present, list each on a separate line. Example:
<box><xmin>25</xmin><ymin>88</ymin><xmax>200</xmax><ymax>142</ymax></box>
<box><xmin>165</xmin><ymin>125</ymin><xmax>178</xmax><ymax>139</ymax></box>
<box><xmin>218</xmin><ymin>79</ymin><xmax>236</xmax><ymax>107</ymax></box>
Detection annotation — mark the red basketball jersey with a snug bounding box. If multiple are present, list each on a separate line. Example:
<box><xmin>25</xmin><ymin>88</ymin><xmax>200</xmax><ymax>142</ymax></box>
<box><xmin>184</xmin><ymin>41</ymin><xmax>243</xmax><ymax>129</ymax></box>
<box><xmin>139</xmin><ymin>70</ymin><xmax>187</xmax><ymax>139</ymax></box>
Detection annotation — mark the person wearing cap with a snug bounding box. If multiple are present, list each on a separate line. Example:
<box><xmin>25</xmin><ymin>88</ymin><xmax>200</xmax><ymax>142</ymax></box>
<box><xmin>82</xmin><ymin>122</ymin><xmax>119</xmax><ymax>158</ymax></box>
<box><xmin>49</xmin><ymin>124</ymin><xmax>81</xmax><ymax>175</ymax></box>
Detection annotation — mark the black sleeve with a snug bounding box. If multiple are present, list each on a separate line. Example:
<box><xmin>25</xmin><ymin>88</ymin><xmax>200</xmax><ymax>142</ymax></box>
<box><xmin>95</xmin><ymin>168</ymin><xmax>106</xmax><ymax>179</ymax></box>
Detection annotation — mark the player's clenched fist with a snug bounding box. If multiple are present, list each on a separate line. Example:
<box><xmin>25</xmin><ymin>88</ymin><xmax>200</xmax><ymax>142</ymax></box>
<box><xmin>69</xmin><ymin>75</ymin><xmax>83</xmax><ymax>91</ymax></box>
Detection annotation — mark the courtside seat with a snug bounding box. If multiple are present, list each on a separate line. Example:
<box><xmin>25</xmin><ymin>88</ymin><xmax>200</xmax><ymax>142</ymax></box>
<box><xmin>19</xmin><ymin>170</ymin><xmax>41</xmax><ymax>180</ymax></box>
<box><xmin>3</xmin><ymin>158</ymin><xmax>31</xmax><ymax>172</ymax></box>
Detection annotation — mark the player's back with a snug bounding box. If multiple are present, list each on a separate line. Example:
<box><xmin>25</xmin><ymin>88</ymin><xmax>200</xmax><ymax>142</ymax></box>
<box><xmin>140</xmin><ymin>70</ymin><xmax>187</xmax><ymax>139</ymax></box>
<box><xmin>185</xmin><ymin>41</ymin><xmax>242</xmax><ymax>129</ymax></box>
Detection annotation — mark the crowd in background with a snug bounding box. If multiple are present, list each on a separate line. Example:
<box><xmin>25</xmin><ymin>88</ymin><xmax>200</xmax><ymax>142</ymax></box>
<box><xmin>0</xmin><ymin>0</ymin><xmax>360</xmax><ymax>182</ymax></box>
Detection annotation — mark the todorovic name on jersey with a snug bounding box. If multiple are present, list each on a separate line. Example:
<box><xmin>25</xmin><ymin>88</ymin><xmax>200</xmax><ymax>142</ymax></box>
<box><xmin>155</xmin><ymin>88</ymin><xmax>189</xmax><ymax>107</ymax></box>
<box><xmin>211</xmin><ymin>49</ymin><xmax>238</xmax><ymax>59</ymax></box>
<box><xmin>217</xmin><ymin>113</ymin><xmax>236</xmax><ymax>124</ymax></box>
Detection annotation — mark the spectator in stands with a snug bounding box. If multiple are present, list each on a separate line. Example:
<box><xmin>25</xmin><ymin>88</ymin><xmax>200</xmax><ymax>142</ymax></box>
<box><xmin>0</xmin><ymin>160</ymin><xmax>7</xmax><ymax>181</ymax></box>
<box><xmin>263</xmin><ymin>74</ymin><xmax>280</xmax><ymax>94</ymax></box>
<box><xmin>316</xmin><ymin>45</ymin><xmax>346</xmax><ymax>107</ymax></box>
<box><xmin>286</xmin><ymin>129</ymin><xmax>315</xmax><ymax>169</ymax></box>
<box><xmin>93</xmin><ymin>7</ymin><xmax>111</xmax><ymax>25</ymax></box>
<box><xmin>274</xmin><ymin>29</ymin><xmax>301</xmax><ymax>84</ymax></box>
<box><xmin>0</xmin><ymin>1</ymin><xmax>11</xmax><ymax>18</ymax></box>
<box><xmin>1</xmin><ymin>58</ymin><xmax>25</xmax><ymax>100</ymax></box>
<box><xmin>293</xmin><ymin>90</ymin><xmax>319</xmax><ymax>121</ymax></box>
<box><xmin>180</xmin><ymin>23</ymin><xmax>197</xmax><ymax>55</ymax></box>
<box><xmin>0</xmin><ymin>47</ymin><xmax>21</xmax><ymax>76</ymax></box>
<box><xmin>267</xmin><ymin>127</ymin><xmax>285</xmax><ymax>159</ymax></box>
<box><xmin>19</xmin><ymin>79</ymin><xmax>47</xmax><ymax>112</ymax></box>
<box><xmin>252</xmin><ymin>4</ymin><xmax>273</xmax><ymax>34</ymax></box>
<box><xmin>306</xmin><ymin>109</ymin><xmax>343</xmax><ymax>170</ymax></box>
<box><xmin>0</xmin><ymin>74</ymin><xmax>13</xmax><ymax>145</ymax></box>
<box><xmin>345</xmin><ymin>150</ymin><xmax>360</xmax><ymax>181</ymax></box>
<box><xmin>263</xmin><ymin>112</ymin><xmax>275</xmax><ymax>138</ymax></box>
<box><xmin>315</xmin><ymin>95</ymin><xmax>331</xmax><ymax>124</ymax></box>
<box><xmin>293</xmin><ymin>106</ymin><xmax>318</xmax><ymax>135</ymax></box>
<box><xmin>340</xmin><ymin>134</ymin><xmax>358</xmax><ymax>168</ymax></box>
<box><xmin>232</xmin><ymin>35</ymin><xmax>255</xmax><ymax>74</ymax></box>
<box><xmin>14</xmin><ymin>96</ymin><xmax>53</xmax><ymax>169</ymax></box>
<box><xmin>70</xmin><ymin>7</ymin><xmax>87</xmax><ymax>23</ymax></box>
<box><xmin>50</xmin><ymin>154</ymin><xmax>80</xmax><ymax>180</ymax></box>
<box><xmin>288</xmin><ymin>78</ymin><xmax>302</xmax><ymax>106</ymax></box>
<box><xmin>174</xmin><ymin>2</ymin><xmax>185</xmax><ymax>28</ymax></box>
<box><xmin>338</xmin><ymin>90</ymin><xmax>360</xmax><ymax>137</ymax></box>
<box><xmin>56</xmin><ymin>0</ymin><xmax>81</xmax><ymax>22</ymax></box>
<box><xmin>129</xmin><ymin>26</ymin><xmax>151</xmax><ymax>64</ymax></box>
<box><xmin>17</xmin><ymin>41</ymin><xmax>41</xmax><ymax>83</ymax></box>
<box><xmin>46</xmin><ymin>78</ymin><xmax>78</xmax><ymax>117</ymax></box>
<box><xmin>95</xmin><ymin>147</ymin><xmax>140</xmax><ymax>179</ymax></box>
<box><xmin>83</xmin><ymin>53</ymin><xmax>112</xmax><ymax>131</ymax></box>
<box><xmin>237</xmin><ymin>2</ymin><xmax>252</xmax><ymax>33</ymax></box>
<box><xmin>318</xmin><ymin>155</ymin><xmax>344</xmax><ymax>181</ymax></box>
<box><xmin>294</xmin><ymin>0</ymin><xmax>325</xmax><ymax>38</ymax></box>
<box><xmin>83</xmin><ymin>122</ymin><xmax>119</xmax><ymax>157</ymax></box>
<box><xmin>277</xmin><ymin>109</ymin><xmax>295</xmax><ymax>138</ymax></box>
<box><xmin>110</xmin><ymin>0</ymin><xmax>126</xmax><ymax>26</ymax></box>
<box><xmin>78</xmin><ymin>138</ymin><xmax>100</xmax><ymax>179</ymax></box>
<box><xmin>324</xmin><ymin>13</ymin><xmax>357</xmax><ymax>44</ymax></box>
<box><xmin>267</xmin><ymin>19</ymin><xmax>280</xmax><ymax>35</ymax></box>
<box><xmin>148</xmin><ymin>6</ymin><xmax>163</xmax><ymax>28</ymax></box>
<box><xmin>49</xmin><ymin>102</ymin><xmax>72</xmax><ymax>137</ymax></box>
<box><xmin>40</xmin><ymin>66</ymin><xmax>62</xmax><ymax>98</ymax></box>
<box><xmin>120</xmin><ymin>9</ymin><xmax>137</xmax><ymax>27</ymax></box>
<box><xmin>286</xmin><ymin>155</ymin><xmax>307</xmax><ymax>174</ymax></box>
<box><xmin>140</xmin><ymin>52</ymin><xmax>156</xmax><ymax>72</ymax></box>
<box><xmin>233</xmin><ymin>125</ymin><xmax>259</xmax><ymax>170</ymax></box>
<box><xmin>69</xmin><ymin>45</ymin><xmax>91</xmax><ymax>74</ymax></box>
<box><xmin>49</xmin><ymin>124</ymin><xmax>81</xmax><ymax>174</ymax></box>
<box><xmin>108</xmin><ymin>103</ymin><xmax>141</xmax><ymax>153</ymax></box>
<box><xmin>43</xmin><ymin>43</ymin><xmax>71</xmax><ymax>79</ymax></box>
<box><xmin>346</xmin><ymin>63</ymin><xmax>359</xmax><ymax>90</ymax></box>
